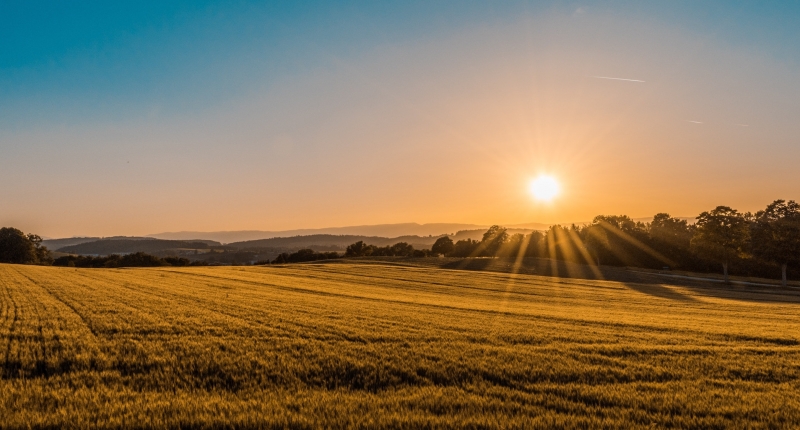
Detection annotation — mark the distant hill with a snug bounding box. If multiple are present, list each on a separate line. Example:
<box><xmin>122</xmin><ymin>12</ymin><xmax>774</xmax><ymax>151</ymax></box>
<box><xmin>42</xmin><ymin>236</ymin><xmax>194</xmax><ymax>251</ymax></box>
<box><xmin>228</xmin><ymin>234</ymin><xmax>444</xmax><ymax>251</ymax></box>
<box><xmin>58</xmin><ymin>238</ymin><xmax>221</xmax><ymax>255</ymax></box>
<box><xmin>450</xmin><ymin>228</ymin><xmax>538</xmax><ymax>242</ymax></box>
<box><xmin>51</xmin><ymin>218</ymin><xmax>696</xmax><ymax>252</ymax></box>
<box><xmin>227</xmin><ymin>228</ymin><xmax>545</xmax><ymax>252</ymax></box>
<box><xmin>42</xmin><ymin>237</ymin><xmax>101</xmax><ymax>250</ymax></box>
<box><xmin>149</xmin><ymin>223</ymin><xmax>492</xmax><ymax>244</ymax></box>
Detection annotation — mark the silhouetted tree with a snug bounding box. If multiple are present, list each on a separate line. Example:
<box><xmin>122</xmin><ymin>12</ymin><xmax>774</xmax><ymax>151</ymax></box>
<box><xmin>480</xmin><ymin>225</ymin><xmax>508</xmax><ymax>257</ymax></box>
<box><xmin>411</xmin><ymin>249</ymin><xmax>427</xmax><ymax>258</ymax></box>
<box><xmin>450</xmin><ymin>239</ymin><xmax>480</xmax><ymax>258</ymax></box>
<box><xmin>289</xmin><ymin>249</ymin><xmax>317</xmax><ymax>262</ymax></box>
<box><xmin>0</xmin><ymin>227</ymin><xmax>51</xmax><ymax>265</ymax></box>
<box><xmin>588</xmin><ymin>215</ymin><xmax>670</xmax><ymax>268</ymax></box>
<box><xmin>523</xmin><ymin>231</ymin><xmax>546</xmax><ymax>258</ymax></box>
<box><xmin>25</xmin><ymin>234</ymin><xmax>52</xmax><ymax>264</ymax></box>
<box><xmin>751</xmin><ymin>200</ymin><xmax>800</xmax><ymax>287</ymax></box>
<box><xmin>389</xmin><ymin>242</ymin><xmax>414</xmax><ymax>257</ymax></box>
<box><xmin>592</xmin><ymin>215</ymin><xmax>639</xmax><ymax>233</ymax></box>
<box><xmin>270</xmin><ymin>249</ymin><xmax>340</xmax><ymax>264</ymax></box>
<box><xmin>498</xmin><ymin>233</ymin><xmax>526</xmax><ymax>258</ymax></box>
<box><xmin>431</xmin><ymin>236</ymin><xmax>454</xmax><ymax>256</ymax></box>
<box><xmin>649</xmin><ymin>213</ymin><xmax>692</xmax><ymax>249</ymax></box>
<box><xmin>691</xmin><ymin>206</ymin><xmax>750</xmax><ymax>283</ymax></box>
<box><xmin>345</xmin><ymin>241</ymin><xmax>371</xmax><ymax>257</ymax></box>
<box><xmin>647</xmin><ymin>213</ymin><xmax>693</xmax><ymax>268</ymax></box>
<box><xmin>583</xmin><ymin>224</ymin><xmax>609</xmax><ymax>265</ymax></box>
<box><xmin>163</xmin><ymin>256</ymin><xmax>192</xmax><ymax>266</ymax></box>
<box><xmin>540</xmin><ymin>225</ymin><xmax>589</xmax><ymax>263</ymax></box>
<box><xmin>54</xmin><ymin>252</ymin><xmax>203</xmax><ymax>268</ymax></box>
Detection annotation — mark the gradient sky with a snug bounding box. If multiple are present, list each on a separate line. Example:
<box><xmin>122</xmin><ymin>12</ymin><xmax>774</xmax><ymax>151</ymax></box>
<box><xmin>2</xmin><ymin>1</ymin><xmax>799</xmax><ymax>238</ymax></box>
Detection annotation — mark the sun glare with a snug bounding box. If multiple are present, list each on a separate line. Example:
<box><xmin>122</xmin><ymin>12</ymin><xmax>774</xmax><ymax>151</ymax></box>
<box><xmin>529</xmin><ymin>175</ymin><xmax>560</xmax><ymax>202</ymax></box>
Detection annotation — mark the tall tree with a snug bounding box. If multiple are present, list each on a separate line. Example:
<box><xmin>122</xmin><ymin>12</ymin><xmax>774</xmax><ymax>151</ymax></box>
<box><xmin>25</xmin><ymin>233</ymin><xmax>53</xmax><ymax>265</ymax></box>
<box><xmin>0</xmin><ymin>227</ymin><xmax>51</xmax><ymax>265</ymax></box>
<box><xmin>480</xmin><ymin>225</ymin><xmax>508</xmax><ymax>257</ymax></box>
<box><xmin>499</xmin><ymin>233</ymin><xmax>526</xmax><ymax>258</ymax></box>
<box><xmin>582</xmin><ymin>224</ymin><xmax>609</xmax><ymax>266</ymax></box>
<box><xmin>450</xmin><ymin>239</ymin><xmax>480</xmax><ymax>258</ymax></box>
<box><xmin>587</xmin><ymin>215</ymin><xmax>656</xmax><ymax>267</ymax></box>
<box><xmin>345</xmin><ymin>241</ymin><xmax>371</xmax><ymax>257</ymax></box>
<box><xmin>690</xmin><ymin>206</ymin><xmax>750</xmax><ymax>283</ymax></box>
<box><xmin>431</xmin><ymin>236</ymin><xmax>454</xmax><ymax>256</ymax></box>
<box><xmin>648</xmin><ymin>213</ymin><xmax>693</xmax><ymax>268</ymax></box>
<box><xmin>751</xmin><ymin>200</ymin><xmax>800</xmax><ymax>287</ymax></box>
<box><xmin>649</xmin><ymin>213</ymin><xmax>692</xmax><ymax>249</ymax></box>
<box><xmin>389</xmin><ymin>242</ymin><xmax>414</xmax><ymax>257</ymax></box>
<box><xmin>523</xmin><ymin>231</ymin><xmax>546</xmax><ymax>258</ymax></box>
<box><xmin>592</xmin><ymin>215</ymin><xmax>639</xmax><ymax>233</ymax></box>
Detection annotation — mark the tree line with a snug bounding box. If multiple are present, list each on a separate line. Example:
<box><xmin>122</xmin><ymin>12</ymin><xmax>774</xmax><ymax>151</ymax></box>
<box><xmin>421</xmin><ymin>200</ymin><xmax>799</xmax><ymax>286</ymax></box>
<box><xmin>2</xmin><ymin>199</ymin><xmax>797</xmax><ymax>284</ymax></box>
<box><xmin>0</xmin><ymin>228</ymin><xmax>213</xmax><ymax>268</ymax></box>
<box><xmin>0</xmin><ymin>227</ymin><xmax>52</xmax><ymax>265</ymax></box>
<box><xmin>52</xmin><ymin>253</ymin><xmax>209</xmax><ymax>268</ymax></box>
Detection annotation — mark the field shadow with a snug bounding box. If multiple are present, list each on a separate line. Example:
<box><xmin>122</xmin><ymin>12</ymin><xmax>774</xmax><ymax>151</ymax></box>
<box><xmin>621</xmin><ymin>282</ymin><xmax>698</xmax><ymax>302</ymax></box>
<box><xmin>318</xmin><ymin>257</ymin><xmax>800</xmax><ymax>305</ymax></box>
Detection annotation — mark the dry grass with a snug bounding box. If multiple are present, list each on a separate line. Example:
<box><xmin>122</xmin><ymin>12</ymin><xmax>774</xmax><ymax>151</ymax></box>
<box><xmin>1</xmin><ymin>262</ymin><xmax>799</xmax><ymax>429</ymax></box>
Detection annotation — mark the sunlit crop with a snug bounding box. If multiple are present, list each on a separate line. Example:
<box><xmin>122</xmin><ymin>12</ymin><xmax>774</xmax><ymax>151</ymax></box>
<box><xmin>1</xmin><ymin>262</ymin><xmax>799</xmax><ymax>428</ymax></box>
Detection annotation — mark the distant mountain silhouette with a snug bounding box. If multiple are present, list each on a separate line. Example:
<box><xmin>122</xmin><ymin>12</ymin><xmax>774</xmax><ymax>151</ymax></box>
<box><xmin>42</xmin><ymin>237</ymin><xmax>101</xmax><ymax>250</ymax></box>
<box><xmin>228</xmin><ymin>229</ymin><xmax>542</xmax><ymax>251</ymax></box>
<box><xmin>49</xmin><ymin>218</ymin><xmax>695</xmax><ymax>253</ymax></box>
<box><xmin>57</xmin><ymin>238</ymin><xmax>221</xmax><ymax>255</ymax></box>
<box><xmin>227</xmin><ymin>234</ymin><xmax>441</xmax><ymax>251</ymax></box>
<box><xmin>42</xmin><ymin>236</ymin><xmax>179</xmax><ymax>251</ymax></box>
<box><xmin>149</xmin><ymin>222</ymin><xmax>552</xmax><ymax>244</ymax></box>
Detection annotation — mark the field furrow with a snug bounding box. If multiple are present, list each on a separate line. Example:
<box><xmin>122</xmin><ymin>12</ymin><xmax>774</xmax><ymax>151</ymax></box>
<box><xmin>1</xmin><ymin>262</ymin><xmax>799</xmax><ymax>429</ymax></box>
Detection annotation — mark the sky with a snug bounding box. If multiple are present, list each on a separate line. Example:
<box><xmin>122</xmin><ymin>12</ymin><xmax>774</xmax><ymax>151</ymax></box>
<box><xmin>2</xmin><ymin>1</ymin><xmax>799</xmax><ymax>238</ymax></box>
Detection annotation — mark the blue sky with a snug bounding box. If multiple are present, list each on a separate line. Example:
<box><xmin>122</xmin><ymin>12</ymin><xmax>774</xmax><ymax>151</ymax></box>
<box><xmin>3</xmin><ymin>1</ymin><xmax>798</xmax><ymax>127</ymax></box>
<box><xmin>2</xmin><ymin>1</ymin><xmax>520</xmax><ymax>126</ymax></box>
<box><xmin>2</xmin><ymin>1</ymin><xmax>800</xmax><ymax>236</ymax></box>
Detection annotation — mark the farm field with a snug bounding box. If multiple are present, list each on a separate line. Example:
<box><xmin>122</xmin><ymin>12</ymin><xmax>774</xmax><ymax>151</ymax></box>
<box><xmin>1</xmin><ymin>262</ymin><xmax>800</xmax><ymax>429</ymax></box>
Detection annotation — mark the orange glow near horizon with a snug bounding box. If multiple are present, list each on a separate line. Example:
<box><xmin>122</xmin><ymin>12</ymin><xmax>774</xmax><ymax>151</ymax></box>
<box><xmin>1</xmin><ymin>12</ymin><xmax>799</xmax><ymax>239</ymax></box>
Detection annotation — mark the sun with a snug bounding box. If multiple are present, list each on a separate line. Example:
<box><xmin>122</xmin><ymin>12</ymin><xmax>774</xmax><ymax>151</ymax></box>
<box><xmin>529</xmin><ymin>175</ymin><xmax>560</xmax><ymax>202</ymax></box>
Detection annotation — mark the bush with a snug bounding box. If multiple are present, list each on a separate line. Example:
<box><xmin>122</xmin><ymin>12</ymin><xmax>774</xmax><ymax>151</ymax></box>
<box><xmin>271</xmin><ymin>249</ymin><xmax>340</xmax><ymax>264</ymax></box>
<box><xmin>53</xmin><ymin>252</ymin><xmax>208</xmax><ymax>268</ymax></box>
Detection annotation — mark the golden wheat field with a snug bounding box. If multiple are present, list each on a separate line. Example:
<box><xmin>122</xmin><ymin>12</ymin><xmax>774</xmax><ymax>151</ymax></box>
<box><xmin>1</xmin><ymin>262</ymin><xmax>800</xmax><ymax>429</ymax></box>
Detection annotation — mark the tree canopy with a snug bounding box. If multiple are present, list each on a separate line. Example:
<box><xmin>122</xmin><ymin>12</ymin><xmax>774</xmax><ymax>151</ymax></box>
<box><xmin>690</xmin><ymin>206</ymin><xmax>750</xmax><ymax>282</ymax></box>
<box><xmin>751</xmin><ymin>200</ymin><xmax>800</xmax><ymax>286</ymax></box>
<box><xmin>0</xmin><ymin>227</ymin><xmax>52</xmax><ymax>265</ymax></box>
<box><xmin>431</xmin><ymin>236</ymin><xmax>454</xmax><ymax>256</ymax></box>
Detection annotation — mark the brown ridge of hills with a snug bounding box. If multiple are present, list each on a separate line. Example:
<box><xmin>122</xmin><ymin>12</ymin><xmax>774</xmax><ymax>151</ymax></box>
<box><xmin>148</xmin><ymin>222</ymin><xmax>552</xmax><ymax>244</ymax></box>
<box><xmin>45</xmin><ymin>216</ymin><xmax>696</xmax><ymax>256</ymax></box>
<box><xmin>226</xmin><ymin>229</ymin><xmax>540</xmax><ymax>251</ymax></box>
<box><xmin>148</xmin><ymin>217</ymin><xmax>695</xmax><ymax>244</ymax></box>
<box><xmin>54</xmin><ymin>238</ymin><xmax>222</xmax><ymax>255</ymax></box>
<box><xmin>41</xmin><ymin>236</ymin><xmax>198</xmax><ymax>251</ymax></box>
<box><xmin>45</xmin><ymin>229</ymin><xmax>537</xmax><ymax>257</ymax></box>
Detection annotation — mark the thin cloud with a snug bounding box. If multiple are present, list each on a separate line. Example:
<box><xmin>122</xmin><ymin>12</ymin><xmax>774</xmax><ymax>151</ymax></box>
<box><xmin>590</xmin><ymin>76</ymin><xmax>645</xmax><ymax>83</ymax></box>
<box><xmin>687</xmin><ymin>120</ymin><xmax>703</xmax><ymax>124</ymax></box>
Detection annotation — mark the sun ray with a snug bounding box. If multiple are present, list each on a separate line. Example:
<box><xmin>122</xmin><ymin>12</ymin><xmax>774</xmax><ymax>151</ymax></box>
<box><xmin>565</xmin><ymin>228</ymin><xmax>605</xmax><ymax>280</ymax></box>
<box><xmin>546</xmin><ymin>228</ymin><xmax>560</xmax><ymax>278</ymax></box>
<box><xmin>596</xmin><ymin>221</ymin><xmax>676</xmax><ymax>267</ymax></box>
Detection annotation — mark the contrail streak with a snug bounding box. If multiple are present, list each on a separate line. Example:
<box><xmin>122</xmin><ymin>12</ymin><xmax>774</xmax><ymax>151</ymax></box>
<box><xmin>590</xmin><ymin>76</ymin><xmax>645</xmax><ymax>83</ymax></box>
<box><xmin>687</xmin><ymin>120</ymin><xmax>703</xmax><ymax>124</ymax></box>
